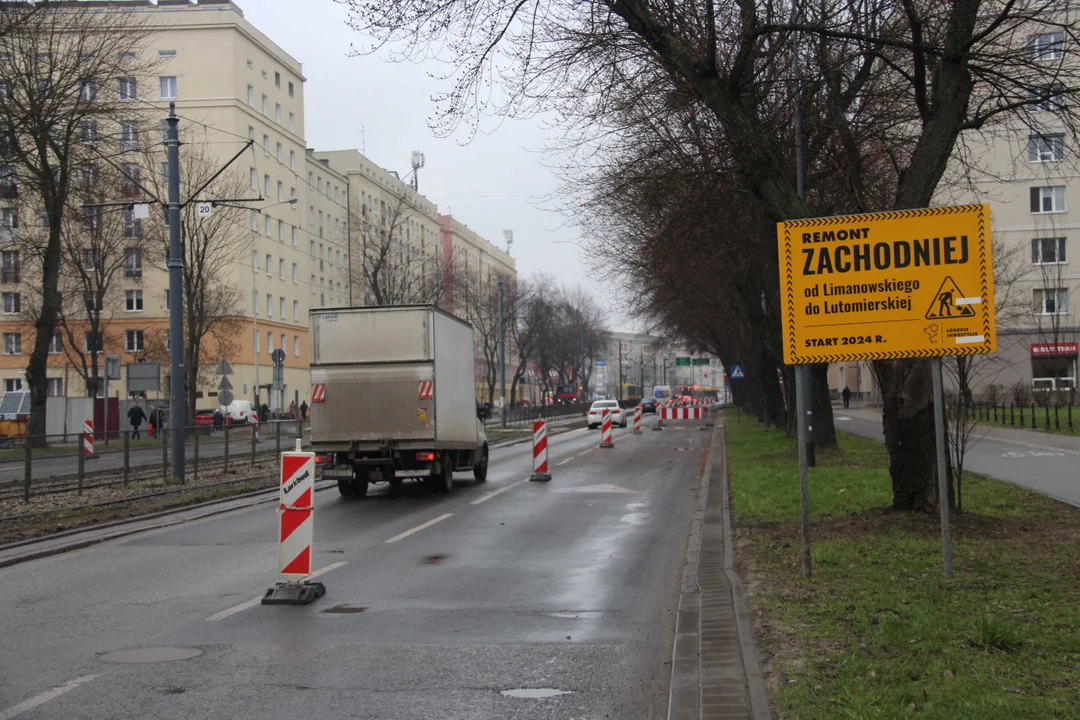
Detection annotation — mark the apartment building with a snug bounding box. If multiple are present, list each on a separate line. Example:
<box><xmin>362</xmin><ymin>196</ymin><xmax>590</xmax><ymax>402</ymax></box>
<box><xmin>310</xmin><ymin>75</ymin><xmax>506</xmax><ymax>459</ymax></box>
<box><xmin>439</xmin><ymin>214</ymin><xmax>517</xmax><ymax>315</ymax></box>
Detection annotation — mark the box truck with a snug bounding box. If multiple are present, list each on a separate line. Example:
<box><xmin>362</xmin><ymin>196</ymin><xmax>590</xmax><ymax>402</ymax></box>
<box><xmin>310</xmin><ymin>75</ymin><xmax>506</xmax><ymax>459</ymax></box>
<box><xmin>309</xmin><ymin>305</ymin><xmax>489</xmax><ymax>496</ymax></box>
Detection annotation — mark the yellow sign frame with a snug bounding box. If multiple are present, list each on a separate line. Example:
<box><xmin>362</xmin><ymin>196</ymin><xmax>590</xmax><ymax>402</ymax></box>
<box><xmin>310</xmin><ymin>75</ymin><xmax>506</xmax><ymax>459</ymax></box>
<box><xmin>778</xmin><ymin>204</ymin><xmax>996</xmax><ymax>364</ymax></box>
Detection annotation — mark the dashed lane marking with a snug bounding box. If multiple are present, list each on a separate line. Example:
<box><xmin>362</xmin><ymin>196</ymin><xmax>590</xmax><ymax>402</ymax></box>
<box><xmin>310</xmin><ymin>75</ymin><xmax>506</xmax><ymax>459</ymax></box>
<box><xmin>555</xmin><ymin>457</ymin><xmax>575</xmax><ymax>466</ymax></box>
<box><xmin>0</xmin><ymin>675</ymin><xmax>99</xmax><ymax>720</ymax></box>
<box><xmin>384</xmin><ymin>513</ymin><xmax>453</xmax><ymax>544</ymax></box>
<box><xmin>470</xmin><ymin>480</ymin><xmax>527</xmax><ymax>505</ymax></box>
<box><xmin>206</xmin><ymin>561</ymin><xmax>348</xmax><ymax>622</ymax></box>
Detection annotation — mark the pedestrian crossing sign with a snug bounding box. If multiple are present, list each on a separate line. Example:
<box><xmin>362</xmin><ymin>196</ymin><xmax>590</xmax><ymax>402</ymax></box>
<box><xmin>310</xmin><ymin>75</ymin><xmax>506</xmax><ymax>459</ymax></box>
<box><xmin>730</xmin><ymin>365</ymin><xmax>745</xmax><ymax>379</ymax></box>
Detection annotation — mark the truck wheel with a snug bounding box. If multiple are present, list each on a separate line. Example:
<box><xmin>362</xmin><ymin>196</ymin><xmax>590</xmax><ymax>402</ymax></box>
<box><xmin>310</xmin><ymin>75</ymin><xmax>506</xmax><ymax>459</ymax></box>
<box><xmin>433</xmin><ymin>462</ymin><xmax>453</xmax><ymax>494</ymax></box>
<box><xmin>337</xmin><ymin>478</ymin><xmax>355</xmax><ymax>498</ymax></box>
<box><xmin>473</xmin><ymin>446</ymin><xmax>489</xmax><ymax>483</ymax></box>
<box><xmin>353</xmin><ymin>469</ymin><xmax>369</xmax><ymax>497</ymax></box>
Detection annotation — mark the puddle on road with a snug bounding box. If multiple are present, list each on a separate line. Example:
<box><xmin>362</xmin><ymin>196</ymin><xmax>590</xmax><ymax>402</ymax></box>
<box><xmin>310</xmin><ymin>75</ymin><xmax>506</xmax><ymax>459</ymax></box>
<box><xmin>320</xmin><ymin>605</ymin><xmax>367</xmax><ymax>614</ymax></box>
<box><xmin>501</xmin><ymin>688</ymin><xmax>573</xmax><ymax>698</ymax></box>
<box><xmin>550</xmin><ymin>611</ymin><xmax>602</xmax><ymax>619</ymax></box>
<box><xmin>98</xmin><ymin>647</ymin><xmax>204</xmax><ymax>664</ymax></box>
<box><xmin>620</xmin><ymin>512</ymin><xmax>648</xmax><ymax>526</ymax></box>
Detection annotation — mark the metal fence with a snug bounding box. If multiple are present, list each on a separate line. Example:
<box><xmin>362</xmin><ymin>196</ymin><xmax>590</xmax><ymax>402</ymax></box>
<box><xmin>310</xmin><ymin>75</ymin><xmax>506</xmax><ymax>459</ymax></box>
<box><xmin>961</xmin><ymin>401</ymin><xmax>1075</xmax><ymax>432</ymax></box>
<box><xmin>0</xmin><ymin>419</ymin><xmax>309</xmax><ymax>503</ymax></box>
<box><xmin>490</xmin><ymin>403</ymin><xmax>591</xmax><ymax>427</ymax></box>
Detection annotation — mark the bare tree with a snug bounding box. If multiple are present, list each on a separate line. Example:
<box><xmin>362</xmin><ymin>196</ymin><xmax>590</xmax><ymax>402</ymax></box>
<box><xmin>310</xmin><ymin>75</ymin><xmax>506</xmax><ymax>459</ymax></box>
<box><xmin>350</xmin><ymin>186</ymin><xmax>450</xmax><ymax>307</ymax></box>
<box><xmin>141</xmin><ymin>140</ymin><xmax>246</xmax><ymax>423</ymax></box>
<box><xmin>0</xmin><ymin>6</ymin><xmax>155</xmax><ymax>442</ymax></box>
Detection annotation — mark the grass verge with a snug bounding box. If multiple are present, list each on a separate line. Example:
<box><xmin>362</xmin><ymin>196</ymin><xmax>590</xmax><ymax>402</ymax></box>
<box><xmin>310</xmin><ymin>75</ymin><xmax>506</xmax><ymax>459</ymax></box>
<box><xmin>726</xmin><ymin>419</ymin><xmax>1080</xmax><ymax>719</ymax></box>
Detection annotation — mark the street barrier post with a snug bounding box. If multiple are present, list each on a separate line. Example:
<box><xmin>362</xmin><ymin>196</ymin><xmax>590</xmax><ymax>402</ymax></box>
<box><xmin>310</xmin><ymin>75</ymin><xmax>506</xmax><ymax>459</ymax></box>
<box><xmin>83</xmin><ymin>419</ymin><xmax>94</xmax><ymax>458</ymax></box>
<box><xmin>123</xmin><ymin>430</ymin><xmax>130</xmax><ymax>486</ymax></box>
<box><xmin>223</xmin><ymin>424</ymin><xmax>230</xmax><ymax>473</ymax></box>
<box><xmin>632</xmin><ymin>405</ymin><xmax>642</xmax><ymax>434</ymax></box>
<box><xmin>529</xmin><ymin>420</ymin><xmax>552</xmax><ymax>482</ymax></box>
<box><xmin>653</xmin><ymin>406</ymin><xmax>664</xmax><ymax>430</ymax></box>
<box><xmin>600</xmin><ymin>409</ymin><xmax>614</xmax><ymax>449</ymax></box>
<box><xmin>263</xmin><ymin>439</ymin><xmax>325</xmax><ymax>605</ymax></box>
<box><xmin>23</xmin><ymin>434</ymin><xmax>31</xmax><ymax>503</ymax></box>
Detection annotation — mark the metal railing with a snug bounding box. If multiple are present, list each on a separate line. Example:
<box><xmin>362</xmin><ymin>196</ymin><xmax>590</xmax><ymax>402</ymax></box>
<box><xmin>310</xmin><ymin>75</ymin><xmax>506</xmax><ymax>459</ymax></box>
<box><xmin>488</xmin><ymin>403</ymin><xmax>591</xmax><ymax>427</ymax></box>
<box><xmin>962</xmin><ymin>400</ymin><xmax>1075</xmax><ymax>432</ymax></box>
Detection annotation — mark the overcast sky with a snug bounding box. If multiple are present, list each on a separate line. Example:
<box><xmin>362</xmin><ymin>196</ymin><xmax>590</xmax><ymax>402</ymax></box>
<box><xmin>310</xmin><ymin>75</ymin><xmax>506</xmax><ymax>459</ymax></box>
<box><xmin>238</xmin><ymin>0</ymin><xmax>631</xmax><ymax>329</ymax></box>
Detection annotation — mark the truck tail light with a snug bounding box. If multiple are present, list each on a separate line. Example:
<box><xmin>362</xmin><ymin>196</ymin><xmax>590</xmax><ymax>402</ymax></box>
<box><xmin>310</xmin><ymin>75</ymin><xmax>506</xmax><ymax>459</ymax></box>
<box><xmin>315</xmin><ymin>454</ymin><xmax>332</xmax><ymax>465</ymax></box>
<box><xmin>416</xmin><ymin>452</ymin><xmax>436</xmax><ymax>461</ymax></box>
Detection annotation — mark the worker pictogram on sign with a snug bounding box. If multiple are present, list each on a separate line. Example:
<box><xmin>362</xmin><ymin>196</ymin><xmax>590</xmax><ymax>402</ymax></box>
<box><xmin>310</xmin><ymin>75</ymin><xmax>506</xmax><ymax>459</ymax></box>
<box><xmin>925</xmin><ymin>276</ymin><xmax>976</xmax><ymax>319</ymax></box>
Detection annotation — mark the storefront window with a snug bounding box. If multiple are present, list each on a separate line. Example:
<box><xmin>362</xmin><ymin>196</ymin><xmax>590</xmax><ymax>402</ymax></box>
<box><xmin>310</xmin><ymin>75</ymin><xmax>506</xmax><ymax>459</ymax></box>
<box><xmin>1032</xmin><ymin>355</ymin><xmax>1077</xmax><ymax>390</ymax></box>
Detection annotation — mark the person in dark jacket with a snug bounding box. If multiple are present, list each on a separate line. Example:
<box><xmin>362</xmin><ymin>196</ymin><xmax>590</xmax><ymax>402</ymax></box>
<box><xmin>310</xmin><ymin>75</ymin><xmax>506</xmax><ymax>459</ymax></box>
<box><xmin>841</xmin><ymin>385</ymin><xmax>852</xmax><ymax>409</ymax></box>
<box><xmin>127</xmin><ymin>401</ymin><xmax>146</xmax><ymax>440</ymax></box>
<box><xmin>212</xmin><ymin>407</ymin><xmax>224</xmax><ymax>435</ymax></box>
<box><xmin>300</xmin><ymin>400</ymin><xmax>308</xmax><ymax>420</ymax></box>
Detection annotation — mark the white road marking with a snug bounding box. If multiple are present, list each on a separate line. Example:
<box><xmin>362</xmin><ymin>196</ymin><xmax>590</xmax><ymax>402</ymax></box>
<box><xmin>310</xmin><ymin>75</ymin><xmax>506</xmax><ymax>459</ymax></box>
<box><xmin>555</xmin><ymin>457</ymin><xmax>575</xmax><ymax>466</ymax></box>
<box><xmin>575</xmin><ymin>449</ymin><xmax>593</xmax><ymax>457</ymax></box>
<box><xmin>470</xmin><ymin>480</ymin><xmax>527</xmax><ymax>505</ymax></box>
<box><xmin>206</xmin><ymin>561</ymin><xmax>349</xmax><ymax>621</ymax></box>
<box><xmin>0</xmin><ymin>675</ymin><xmax>99</xmax><ymax>720</ymax></box>
<box><xmin>384</xmin><ymin>513</ymin><xmax>453</xmax><ymax>543</ymax></box>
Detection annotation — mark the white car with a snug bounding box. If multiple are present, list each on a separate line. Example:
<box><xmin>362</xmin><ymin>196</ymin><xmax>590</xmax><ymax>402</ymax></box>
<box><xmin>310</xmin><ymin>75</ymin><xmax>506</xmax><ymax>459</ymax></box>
<box><xmin>222</xmin><ymin>399</ymin><xmax>256</xmax><ymax>425</ymax></box>
<box><xmin>587</xmin><ymin>400</ymin><xmax>627</xmax><ymax>429</ymax></box>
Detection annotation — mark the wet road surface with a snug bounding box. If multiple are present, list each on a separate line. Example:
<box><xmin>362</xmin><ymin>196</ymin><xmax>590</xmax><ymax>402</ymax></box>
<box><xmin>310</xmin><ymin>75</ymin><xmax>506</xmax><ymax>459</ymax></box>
<box><xmin>0</xmin><ymin>417</ymin><xmax>710</xmax><ymax>719</ymax></box>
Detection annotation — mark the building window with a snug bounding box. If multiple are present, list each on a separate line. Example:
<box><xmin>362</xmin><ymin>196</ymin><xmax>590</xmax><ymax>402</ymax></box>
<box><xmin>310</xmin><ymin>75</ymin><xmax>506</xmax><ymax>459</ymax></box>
<box><xmin>1</xmin><ymin>250</ymin><xmax>19</xmax><ymax>283</ymax></box>
<box><xmin>121</xmin><ymin>208</ymin><xmax>141</xmax><ymax>238</ymax></box>
<box><xmin>293</xmin><ymin>335</ymin><xmax>299</xmax><ymax>356</ymax></box>
<box><xmin>263</xmin><ymin>135</ymin><xmax>269</xmax><ymax>156</ymax></box>
<box><xmin>82</xmin><ymin>248</ymin><xmax>100</xmax><ymax>271</ymax></box>
<box><xmin>120</xmin><ymin>121</ymin><xmax>139</xmax><ymax>152</ymax></box>
<box><xmin>276</xmin><ymin>143</ymin><xmax>283</xmax><ymax>163</ymax></box>
<box><xmin>265</xmin><ymin>215</ymin><xmax>272</xmax><ymax>237</ymax></box>
<box><xmin>247</xmin><ymin>85</ymin><xmax>254</xmax><ymax>106</ymax></box>
<box><xmin>1</xmin><ymin>291</ymin><xmax>18</xmax><ymax>314</ymax></box>
<box><xmin>309</xmin><ymin>206</ymin><xmax>315</xmax><ymax>225</ymax></box>
<box><xmin>289</xmin><ymin>150</ymin><xmax>296</xmax><ymax>170</ymax></box>
<box><xmin>46</xmin><ymin>377</ymin><xmax>63</xmax><ymax>396</ymax></box>
<box><xmin>159</xmin><ymin>76</ymin><xmax>177</xmax><ymax>99</ymax></box>
<box><xmin>309</xmin><ymin>240</ymin><xmax>315</xmax><ymax>259</ymax></box>
<box><xmin>267</xmin><ymin>293</ymin><xmax>274</xmax><ymax>317</ymax></box>
<box><xmin>125</xmin><ymin>289</ymin><xmax>143</xmax><ymax>312</ymax></box>
<box><xmin>248</xmin><ymin>126</ymin><xmax>255</xmax><ymax>141</ymax></box>
<box><xmin>264</xmin><ymin>174</ymin><xmax>271</xmax><ymax>196</ymax></box>
<box><xmin>1032</xmin><ymin>354</ymin><xmax>1076</xmax><ymax>391</ymax></box>
<box><xmin>1031</xmin><ymin>186</ymin><xmax>1066</xmax><ymax>213</ymax></box>
<box><xmin>251</xmin><ymin>210</ymin><xmax>258</xmax><ymax>232</ymax></box>
<box><xmin>267</xmin><ymin>331</ymin><xmax>274</xmax><ymax>354</ymax></box>
<box><xmin>262</xmin><ymin>94</ymin><xmax>268</xmax><ymax>116</ymax></box>
<box><xmin>290</xmin><ymin>187</ymin><xmax>296</xmax><ymax>200</ymax></box>
<box><xmin>118</xmin><ymin>77</ymin><xmax>137</xmax><ymax>100</ymax></box>
<box><xmin>1029</xmin><ymin>84</ymin><xmax>1066</xmax><ymax>112</ymax></box>
<box><xmin>317</xmin><ymin>177</ymin><xmax>322</xmax><ymax>194</ymax></box>
<box><xmin>254</xmin><ymin>329</ymin><xmax>260</xmax><ymax>352</ymax></box>
<box><xmin>288</xmin><ymin>112</ymin><xmax>295</xmax><ymax>133</ymax></box>
<box><xmin>84</xmin><ymin>291</ymin><xmax>101</xmax><ymax>312</ymax></box>
<box><xmin>124</xmin><ymin>248</ymin><xmax>142</xmax><ymax>277</ymax></box>
<box><xmin>252</xmin><ymin>250</ymin><xmax>259</xmax><ymax>272</ymax></box>
<box><xmin>84</xmin><ymin>331</ymin><xmax>103</xmax><ymax>352</ymax></box>
<box><xmin>121</xmin><ymin>162</ymin><xmax>140</xmax><ymax>196</ymax></box>
<box><xmin>1029</xmin><ymin>32</ymin><xmax>1064</xmax><ymax>61</ymax></box>
<box><xmin>4</xmin><ymin>332</ymin><xmax>23</xmax><ymax>355</ymax></box>
<box><xmin>266</xmin><ymin>253</ymin><xmax>272</xmax><ymax>275</ymax></box>
<box><xmin>79</xmin><ymin>79</ymin><xmax>96</xmax><ymax>101</ymax></box>
<box><xmin>277</xmin><ymin>181</ymin><xmax>284</xmax><ymax>201</ymax></box>
<box><xmin>1033</xmin><ymin>287</ymin><xmax>1067</xmax><ymax>315</ymax></box>
<box><xmin>164</xmin><ymin>289</ymin><xmax>169</xmax><ymax>310</ymax></box>
<box><xmin>279</xmin><ymin>297</ymin><xmax>286</xmax><ymax>318</ymax></box>
<box><xmin>278</xmin><ymin>220</ymin><xmax>285</xmax><ymax>242</ymax></box>
<box><xmin>4</xmin><ymin>378</ymin><xmax>21</xmax><ymax>392</ymax></box>
<box><xmin>81</xmin><ymin>121</ymin><xmax>98</xmax><ymax>145</ymax></box>
<box><xmin>275</xmin><ymin>103</ymin><xmax>282</xmax><ymax>125</ymax></box>
<box><xmin>288</xmin><ymin>81</ymin><xmax>294</xmax><ymax>97</ymax></box>
<box><xmin>293</xmin><ymin>300</ymin><xmax>299</xmax><ymax>321</ymax></box>
<box><xmin>1032</xmin><ymin>237</ymin><xmax>1066</xmax><ymax>265</ymax></box>
<box><xmin>274</xmin><ymin>71</ymin><xmax>281</xmax><ymax>88</ymax></box>
<box><xmin>159</xmin><ymin>49</ymin><xmax>176</xmax><ymax>57</ymax></box>
<box><xmin>250</xmin><ymin>167</ymin><xmax>257</xmax><ymax>190</ymax></box>
<box><xmin>48</xmin><ymin>331</ymin><xmax>61</xmax><ymax>354</ymax></box>
<box><xmin>292</xmin><ymin>263</ymin><xmax>298</xmax><ymax>282</ymax></box>
<box><xmin>124</xmin><ymin>329</ymin><xmax>144</xmax><ymax>353</ymax></box>
<box><xmin>291</xmin><ymin>227</ymin><xmax>297</xmax><ymax>246</ymax></box>
<box><xmin>311</xmin><ymin>275</ymin><xmax>316</xmax><ymax>293</ymax></box>
<box><xmin>1029</xmin><ymin>134</ymin><xmax>1065</xmax><ymax>163</ymax></box>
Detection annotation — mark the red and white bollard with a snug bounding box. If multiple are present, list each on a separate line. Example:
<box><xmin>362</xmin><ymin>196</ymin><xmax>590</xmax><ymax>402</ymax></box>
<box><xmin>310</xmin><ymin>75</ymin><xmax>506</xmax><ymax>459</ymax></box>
<box><xmin>632</xmin><ymin>404</ymin><xmax>642</xmax><ymax>434</ymax></box>
<box><xmin>600</xmin><ymin>409</ymin><xmax>614</xmax><ymax>448</ymax></box>
<box><xmin>254</xmin><ymin>421</ymin><xmax>260</xmax><ymax>443</ymax></box>
<box><xmin>83</xmin><ymin>419</ymin><xmax>94</xmax><ymax>457</ymax></box>
<box><xmin>262</xmin><ymin>440</ymin><xmax>326</xmax><ymax>605</ymax></box>
<box><xmin>529</xmin><ymin>420</ymin><xmax>551</xmax><ymax>482</ymax></box>
<box><xmin>654</xmin><ymin>405</ymin><xmax>665</xmax><ymax>431</ymax></box>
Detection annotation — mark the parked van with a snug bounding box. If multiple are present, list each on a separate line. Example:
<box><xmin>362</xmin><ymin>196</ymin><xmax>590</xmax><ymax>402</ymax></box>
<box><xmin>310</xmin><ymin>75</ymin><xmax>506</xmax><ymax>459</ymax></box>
<box><xmin>222</xmin><ymin>399</ymin><xmax>255</xmax><ymax>425</ymax></box>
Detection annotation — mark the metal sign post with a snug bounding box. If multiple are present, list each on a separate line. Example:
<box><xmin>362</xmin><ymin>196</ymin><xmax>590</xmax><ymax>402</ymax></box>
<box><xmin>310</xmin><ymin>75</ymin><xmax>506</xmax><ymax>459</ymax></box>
<box><xmin>778</xmin><ymin>204</ymin><xmax>996</xmax><ymax>580</ymax></box>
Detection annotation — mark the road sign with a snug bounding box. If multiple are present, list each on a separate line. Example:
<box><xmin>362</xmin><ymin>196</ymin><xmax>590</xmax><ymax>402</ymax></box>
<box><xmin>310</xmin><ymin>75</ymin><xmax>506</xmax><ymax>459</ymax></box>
<box><xmin>692</xmin><ymin>357</ymin><xmax>710</xmax><ymax>366</ymax></box>
<box><xmin>595</xmin><ymin>359</ymin><xmax>607</xmax><ymax>367</ymax></box>
<box><xmin>196</xmin><ymin>201</ymin><xmax>213</xmax><ymax>218</ymax></box>
<box><xmin>730</xmin><ymin>365</ymin><xmax>745</xmax><ymax>379</ymax></box>
<box><xmin>777</xmin><ymin>204</ymin><xmax>995</xmax><ymax>364</ymax></box>
<box><xmin>217</xmin><ymin>375</ymin><xmax>233</xmax><ymax>391</ymax></box>
<box><xmin>126</xmin><ymin>362</ymin><xmax>160</xmax><ymax>393</ymax></box>
<box><xmin>675</xmin><ymin>357</ymin><xmax>691</xmax><ymax>367</ymax></box>
<box><xmin>132</xmin><ymin>203</ymin><xmax>150</xmax><ymax>220</ymax></box>
<box><xmin>272</xmin><ymin>348</ymin><xmax>286</xmax><ymax>366</ymax></box>
<box><xmin>218</xmin><ymin>389</ymin><xmax>234</xmax><ymax>406</ymax></box>
<box><xmin>216</xmin><ymin>358</ymin><xmax>233</xmax><ymax>375</ymax></box>
<box><xmin>105</xmin><ymin>354</ymin><xmax>121</xmax><ymax>380</ymax></box>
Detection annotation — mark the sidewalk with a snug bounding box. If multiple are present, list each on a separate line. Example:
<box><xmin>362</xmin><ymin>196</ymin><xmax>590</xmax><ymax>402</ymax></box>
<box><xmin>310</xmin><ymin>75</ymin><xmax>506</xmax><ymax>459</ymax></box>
<box><xmin>668</xmin><ymin>423</ymin><xmax>770</xmax><ymax>720</ymax></box>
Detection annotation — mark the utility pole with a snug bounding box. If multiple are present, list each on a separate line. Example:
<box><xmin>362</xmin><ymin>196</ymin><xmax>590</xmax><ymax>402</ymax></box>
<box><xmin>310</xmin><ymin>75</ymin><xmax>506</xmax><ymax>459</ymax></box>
<box><xmin>497</xmin><ymin>275</ymin><xmax>506</xmax><ymax>428</ymax></box>
<box><xmin>579</xmin><ymin>322</ymin><xmax>584</xmax><ymax>402</ymax></box>
<box><xmin>165</xmin><ymin>104</ymin><xmax>185</xmax><ymax>483</ymax></box>
<box><xmin>618</xmin><ymin>342</ymin><xmax>623</xmax><ymax>401</ymax></box>
<box><xmin>640</xmin><ymin>348</ymin><xmax>644</xmax><ymax>397</ymax></box>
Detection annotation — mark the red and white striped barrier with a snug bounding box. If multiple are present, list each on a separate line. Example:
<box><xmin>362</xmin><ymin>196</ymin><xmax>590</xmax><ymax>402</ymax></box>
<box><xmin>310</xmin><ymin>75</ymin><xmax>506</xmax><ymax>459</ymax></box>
<box><xmin>600</xmin><ymin>409</ymin><xmax>614</xmax><ymax>448</ymax></box>
<box><xmin>254</xmin><ymin>421</ymin><xmax>260</xmax><ymax>443</ymax></box>
<box><xmin>262</xmin><ymin>442</ymin><xmax>327</xmax><ymax>605</ymax></box>
<box><xmin>632</xmin><ymin>405</ymin><xmax>642</xmax><ymax>434</ymax></box>
<box><xmin>418</xmin><ymin>380</ymin><xmax>433</xmax><ymax>400</ymax></box>
<box><xmin>529</xmin><ymin>420</ymin><xmax>551</xmax><ymax>481</ymax></box>
<box><xmin>311</xmin><ymin>384</ymin><xmax>326</xmax><ymax>403</ymax></box>
<box><xmin>660</xmin><ymin>407</ymin><xmax>704</xmax><ymax>420</ymax></box>
<box><xmin>83</xmin><ymin>419</ymin><xmax>94</xmax><ymax>457</ymax></box>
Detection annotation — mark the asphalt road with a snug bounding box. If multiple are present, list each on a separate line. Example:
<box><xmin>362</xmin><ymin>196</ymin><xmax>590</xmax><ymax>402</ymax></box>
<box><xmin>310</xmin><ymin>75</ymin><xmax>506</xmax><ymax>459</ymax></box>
<box><xmin>836</xmin><ymin>408</ymin><xmax>1080</xmax><ymax>507</ymax></box>
<box><xmin>0</xmin><ymin>414</ymin><xmax>709</xmax><ymax>719</ymax></box>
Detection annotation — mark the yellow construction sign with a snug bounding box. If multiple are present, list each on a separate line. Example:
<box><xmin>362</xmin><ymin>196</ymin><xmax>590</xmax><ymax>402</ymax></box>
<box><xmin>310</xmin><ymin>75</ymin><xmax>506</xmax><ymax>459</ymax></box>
<box><xmin>777</xmin><ymin>204</ymin><xmax>996</xmax><ymax>364</ymax></box>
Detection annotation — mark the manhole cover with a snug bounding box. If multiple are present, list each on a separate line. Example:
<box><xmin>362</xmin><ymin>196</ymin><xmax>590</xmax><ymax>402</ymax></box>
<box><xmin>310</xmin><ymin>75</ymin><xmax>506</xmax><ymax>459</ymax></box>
<box><xmin>320</xmin><ymin>604</ymin><xmax>367</xmax><ymax>614</ymax></box>
<box><xmin>501</xmin><ymin>688</ymin><xmax>573</xmax><ymax>698</ymax></box>
<box><xmin>98</xmin><ymin>647</ymin><xmax>203</xmax><ymax>664</ymax></box>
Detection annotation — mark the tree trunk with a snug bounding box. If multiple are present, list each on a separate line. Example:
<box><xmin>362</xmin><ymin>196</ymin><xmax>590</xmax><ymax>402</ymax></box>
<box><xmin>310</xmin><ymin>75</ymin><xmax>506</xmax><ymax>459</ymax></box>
<box><xmin>26</xmin><ymin>221</ymin><xmax>64</xmax><ymax>447</ymax></box>
<box><xmin>811</xmin><ymin>363</ymin><xmax>838</xmax><ymax>449</ymax></box>
<box><xmin>876</xmin><ymin>358</ymin><xmax>947</xmax><ymax>511</ymax></box>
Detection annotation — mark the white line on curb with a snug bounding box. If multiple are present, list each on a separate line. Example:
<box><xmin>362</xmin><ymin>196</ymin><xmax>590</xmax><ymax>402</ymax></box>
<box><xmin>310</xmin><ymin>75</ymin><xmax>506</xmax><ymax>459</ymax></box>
<box><xmin>0</xmin><ymin>674</ymin><xmax>99</xmax><ymax>720</ymax></box>
<box><xmin>206</xmin><ymin>561</ymin><xmax>349</xmax><ymax>621</ymax></box>
<box><xmin>384</xmin><ymin>513</ymin><xmax>453</xmax><ymax>544</ymax></box>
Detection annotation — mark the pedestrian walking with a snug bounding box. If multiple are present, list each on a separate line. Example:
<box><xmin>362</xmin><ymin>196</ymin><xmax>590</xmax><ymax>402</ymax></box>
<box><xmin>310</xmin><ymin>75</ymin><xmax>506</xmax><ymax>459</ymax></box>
<box><xmin>212</xmin><ymin>407</ymin><xmax>224</xmax><ymax>435</ymax></box>
<box><xmin>842</xmin><ymin>385</ymin><xmax>851</xmax><ymax>409</ymax></box>
<box><xmin>288</xmin><ymin>400</ymin><xmax>297</xmax><ymax>419</ymax></box>
<box><xmin>127</xmin><ymin>401</ymin><xmax>146</xmax><ymax>440</ymax></box>
<box><xmin>300</xmin><ymin>400</ymin><xmax>308</xmax><ymax>420</ymax></box>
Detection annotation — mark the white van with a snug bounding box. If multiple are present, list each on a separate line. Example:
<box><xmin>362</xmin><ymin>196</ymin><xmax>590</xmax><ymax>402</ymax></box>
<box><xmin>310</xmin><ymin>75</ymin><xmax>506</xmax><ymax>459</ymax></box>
<box><xmin>222</xmin><ymin>399</ymin><xmax>255</xmax><ymax>425</ymax></box>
